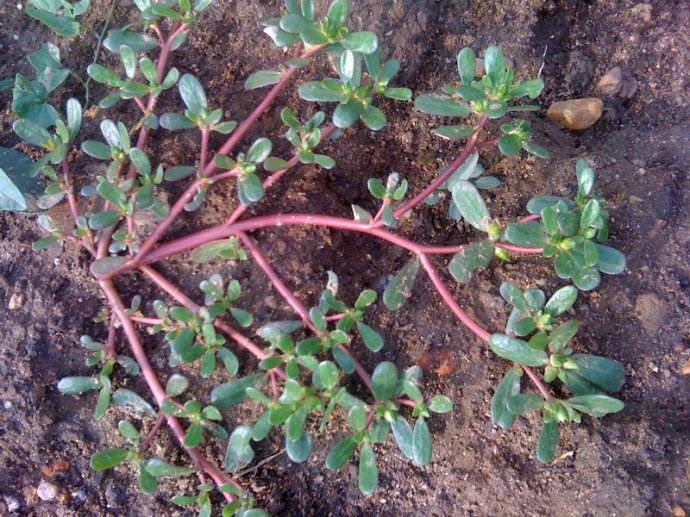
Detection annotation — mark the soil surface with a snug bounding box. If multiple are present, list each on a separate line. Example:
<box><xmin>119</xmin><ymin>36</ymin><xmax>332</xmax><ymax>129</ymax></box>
<box><xmin>1</xmin><ymin>1</ymin><xmax>689</xmax><ymax>516</ymax></box>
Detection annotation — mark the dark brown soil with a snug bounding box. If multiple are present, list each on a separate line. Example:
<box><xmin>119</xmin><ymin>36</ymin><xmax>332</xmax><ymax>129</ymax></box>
<box><xmin>1</xmin><ymin>1</ymin><xmax>689</xmax><ymax>516</ymax></box>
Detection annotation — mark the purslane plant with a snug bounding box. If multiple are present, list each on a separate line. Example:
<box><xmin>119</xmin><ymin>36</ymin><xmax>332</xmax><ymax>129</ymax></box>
<box><xmin>3</xmin><ymin>0</ymin><xmax>627</xmax><ymax>513</ymax></box>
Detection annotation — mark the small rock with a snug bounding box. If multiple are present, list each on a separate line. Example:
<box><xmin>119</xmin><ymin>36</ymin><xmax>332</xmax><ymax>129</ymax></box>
<box><xmin>672</xmin><ymin>505</ymin><xmax>687</xmax><ymax>517</ymax></box>
<box><xmin>594</xmin><ymin>66</ymin><xmax>638</xmax><ymax>100</ymax></box>
<box><xmin>2</xmin><ymin>495</ymin><xmax>20</xmax><ymax>512</ymax></box>
<box><xmin>681</xmin><ymin>359</ymin><xmax>690</xmax><ymax>376</ymax></box>
<box><xmin>547</xmin><ymin>98</ymin><xmax>603</xmax><ymax>130</ymax></box>
<box><xmin>36</xmin><ymin>481</ymin><xmax>58</xmax><ymax>502</ymax></box>
<box><xmin>8</xmin><ymin>293</ymin><xmax>23</xmax><ymax>310</ymax></box>
<box><xmin>634</xmin><ymin>293</ymin><xmax>666</xmax><ymax>334</ymax></box>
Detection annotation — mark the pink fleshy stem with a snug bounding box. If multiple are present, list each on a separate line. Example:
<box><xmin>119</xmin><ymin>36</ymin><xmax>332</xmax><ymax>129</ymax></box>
<box><xmin>138</xmin><ymin>265</ymin><xmax>283</xmax><ymax>376</ymax></box>
<box><xmin>199</xmin><ymin>127</ymin><xmax>210</xmax><ymax>171</ymax></box>
<box><xmin>418</xmin><ymin>253</ymin><xmax>553</xmax><ymax>400</ymax></box>
<box><xmin>495</xmin><ymin>242</ymin><xmax>544</xmax><ymax>254</ymax></box>
<box><xmin>130</xmin><ymin>316</ymin><xmax>163</xmax><ymax>325</ymax></box>
<box><xmin>98</xmin><ymin>278</ymin><xmax>240</xmax><ymax>498</ymax></box>
<box><xmin>518</xmin><ymin>213</ymin><xmax>541</xmax><ymax>223</ymax></box>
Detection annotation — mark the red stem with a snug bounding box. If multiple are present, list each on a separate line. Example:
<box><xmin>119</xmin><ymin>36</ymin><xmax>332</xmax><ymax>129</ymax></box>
<box><xmin>199</xmin><ymin>127</ymin><xmax>210</xmax><ymax>171</ymax></box>
<box><xmin>99</xmin><ymin>278</ymin><xmax>240</xmax><ymax>497</ymax></box>
<box><xmin>518</xmin><ymin>213</ymin><xmax>541</xmax><ymax>223</ymax></box>
<box><xmin>130</xmin><ymin>316</ymin><xmax>163</xmax><ymax>325</ymax></box>
<box><xmin>495</xmin><ymin>242</ymin><xmax>543</xmax><ymax>254</ymax></box>
<box><xmin>105</xmin><ymin>316</ymin><xmax>117</xmax><ymax>357</ymax></box>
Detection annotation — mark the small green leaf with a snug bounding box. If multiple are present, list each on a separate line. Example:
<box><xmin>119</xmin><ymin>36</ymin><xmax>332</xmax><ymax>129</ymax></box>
<box><xmin>383</xmin><ymin>257</ymin><xmax>420</xmax><ymax>311</ymax></box>
<box><xmin>160</xmin><ymin>113</ymin><xmax>195</xmax><ymax>130</ymax></box>
<box><xmin>333</xmin><ymin>100</ymin><xmax>362</xmax><ymax>128</ymax></box>
<box><xmin>448</xmin><ymin>240</ymin><xmax>494</xmax><ymax>283</ymax></box>
<box><xmin>13</xmin><ymin>118</ymin><xmax>52</xmax><ymax>147</ymax></box>
<box><xmin>537</xmin><ymin>421</ymin><xmax>559</xmax><ymax>463</ymax></box>
<box><xmin>245</xmin><ymin>70</ymin><xmax>283</xmax><ymax>90</ymax></box>
<box><xmin>371</xmin><ymin>361</ymin><xmax>398</xmax><ymax>401</ymax></box>
<box><xmin>596</xmin><ymin>245</ymin><xmax>626</xmax><ymax>274</ymax></box>
<box><xmin>498</xmin><ymin>134</ymin><xmax>523</xmax><ymax>156</ymax></box>
<box><xmin>414</xmin><ymin>94</ymin><xmax>469</xmax><ymax>117</ymax></box>
<box><xmin>184</xmin><ymin>423</ymin><xmax>204</xmax><ymax>448</ymax></box>
<box><xmin>326</xmin><ymin>0</ymin><xmax>349</xmax><ymax>28</ymax></box>
<box><xmin>347</xmin><ymin>406</ymin><xmax>367</xmax><ymax>432</ymax></box>
<box><xmin>433</xmin><ymin>125</ymin><xmax>475</xmax><ymax>140</ymax></box>
<box><xmin>357</xmin><ymin>322</ymin><xmax>383</xmax><ymax>352</ymax></box>
<box><xmin>341</xmin><ymin>32</ymin><xmax>378</xmax><ymax>54</ymax></box>
<box><xmin>391</xmin><ymin>416</ymin><xmax>414</xmax><ymax>460</ymax></box>
<box><xmin>26</xmin><ymin>3</ymin><xmax>81</xmax><ymax>37</ymax></box>
<box><xmin>522</xmin><ymin>141</ymin><xmax>550</xmax><ymax>159</ymax></box>
<box><xmin>429</xmin><ymin>395</ymin><xmax>453</xmax><ymax>413</ymax></box>
<box><xmin>506</xmin><ymin>393</ymin><xmax>543</xmax><ymax>414</ymax></box>
<box><xmin>490</xmin><ymin>334</ymin><xmax>548</xmax><ymax>367</ymax></box>
<box><xmin>225</xmin><ymin>425</ymin><xmax>255</xmax><ymax>472</ymax></box>
<box><xmin>104</xmin><ymin>29</ymin><xmax>158</xmax><ymax>53</ymax></box>
<box><xmin>91</xmin><ymin>448</ymin><xmax>129</xmax><ymax>471</ymax></box>
<box><xmin>451</xmin><ymin>180</ymin><xmax>491</xmax><ymax>232</ymax></box>
<box><xmin>504</xmin><ymin>221</ymin><xmax>547</xmax><ymax>247</ymax></box>
<box><xmin>572</xmin><ymin>354</ymin><xmax>625</xmax><ymax>393</ymax></box>
<box><xmin>238</xmin><ymin>173</ymin><xmax>264</xmax><ymax>204</ymax></box>
<box><xmin>544</xmin><ymin>285</ymin><xmax>577</xmax><ymax>316</ymax></box>
<box><xmin>178</xmin><ymin>74</ymin><xmax>207</xmax><ymax>114</ymax></box>
<box><xmin>298</xmin><ymin>81</ymin><xmax>341</xmax><ymax>102</ymax></box>
<box><xmin>383</xmin><ymin>87</ymin><xmax>412</xmax><ymax>101</ymax></box>
<box><xmin>317</xmin><ymin>360</ymin><xmax>339</xmax><ymax>389</ymax></box>
<box><xmin>211</xmin><ymin>375</ymin><xmax>262</xmax><ymax>408</ymax></box>
<box><xmin>491</xmin><ymin>367</ymin><xmax>522</xmax><ymax>429</ymax></box>
<box><xmin>57</xmin><ymin>376</ymin><xmax>99</xmax><ymax>395</ymax></box>
<box><xmin>144</xmin><ymin>458</ymin><xmax>194</xmax><ymax>478</ymax></box>
<box><xmin>358</xmin><ymin>443</ymin><xmax>378</xmax><ymax>496</ymax></box>
<box><xmin>286</xmin><ymin>431</ymin><xmax>312</xmax><ymax>463</ymax></box>
<box><xmin>567</xmin><ymin>394</ymin><xmax>624</xmax><ymax>417</ymax></box>
<box><xmin>111</xmin><ymin>388</ymin><xmax>156</xmax><ymax>416</ymax></box>
<box><xmin>165</xmin><ymin>373</ymin><xmax>189</xmax><ymax>397</ymax></box>
<box><xmin>325</xmin><ymin>436</ymin><xmax>357</xmax><ymax>470</ymax></box>
<box><xmin>361</xmin><ymin>105</ymin><xmax>386</xmax><ymax>130</ymax></box>
<box><xmin>484</xmin><ymin>46</ymin><xmax>506</xmax><ymax>86</ymax></box>
<box><xmin>457</xmin><ymin>47</ymin><xmax>476</xmax><ymax>85</ymax></box>
<box><xmin>88</xmin><ymin>210</ymin><xmax>121</xmax><ymax>229</ymax></box>
<box><xmin>117</xmin><ymin>420</ymin><xmax>140</xmax><ymax>443</ymax></box>
<box><xmin>412</xmin><ymin>418</ymin><xmax>432</xmax><ymax>466</ymax></box>
<box><xmin>547</xmin><ymin>319</ymin><xmax>579</xmax><ymax>354</ymax></box>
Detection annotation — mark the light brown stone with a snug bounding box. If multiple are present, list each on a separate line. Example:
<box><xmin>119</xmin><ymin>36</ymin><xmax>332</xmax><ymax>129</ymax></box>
<box><xmin>634</xmin><ymin>292</ymin><xmax>666</xmax><ymax>335</ymax></box>
<box><xmin>594</xmin><ymin>66</ymin><xmax>638</xmax><ymax>100</ymax></box>
<box><xmin>547</xmin><ymin>98</ymin><xmax>603</xmax><ymax>130</ymax></box>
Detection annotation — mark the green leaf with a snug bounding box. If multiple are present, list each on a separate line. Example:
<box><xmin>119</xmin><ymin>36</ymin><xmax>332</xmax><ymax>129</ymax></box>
<box><xmin>358</xmin><ymin>443</ymin><xmax>378</xmax><ymax>495</ymax></box>
<box><xmin>347</xmin><ymin>406</ymin><xmax>367</xmax><ymax>432</ymax></box>
<box><xmin>118</xmin><ymin>420</ymin><xmax>140</xmax><ymax>443</ymax></box>
<box><xmin>245</xmin><ymin>70</ymin><xmax>282</xmax><ymax>90</ymax></box>
<box><xmin>491</xmin><ymin>367</ymin><xmax>522</xmax><ymax>429</ymax></box>
<box><xmin>414</xmin><ymin>94</ymin><xmax>469</xmax><ymax>117</ymax></box>
<box><xmin>298</xmin><ymin>81</ymin><xmax>341</xmax><ymax>102</ymax></box>
<box><xmin>514</xmin><ymin>79</ymin><xmax>544</xmax><ymax>99</ymax></box>
<box><xmin>90</xmin><ymin>448</ymin><xmax>129</xmax><ymax>471</ymax></box>
<box><xmin>82</xmin><ymin>140</ymin><xmax>111</xmax><ymax>160</ymax></box>
<box><xmin>325</xmin><ymin>436</ymin><xmax>357</xmax><ymax>470</ymax></box>
<box><xmin>572</xmin><ymin>354</ymin><xmax>625</xmax><ymax>393</ymax></box>
<box><xmin>57</xmin><ymin>376</ymin><xmax>99</xmax><ymax>395</ymax></box>
<box><xmin>412</xmin><ymin>418</ymin><xmax>432</xmax><ymax>466</ymax></box>
<box><xmin>457</xmin><ymin>47</ymin><xmax>476</xmax><ymax>85</ymax></box>
<box><xmin>522</xmin><ymin>141</ymin><xmax>550</xmax><ymax>159</ymax></box>
<box><xmin>391</xmin><ymin>416</ymin><xmax>414</xmax><ymax>460</ymax></box>
<box><xmin>225</xmin><ymin>425</ymin><xmax>255</xmax><ymax>472</ymax></box>
<box><xmin>357</xmin><ymin>322</ymin><xmax>383</xmax><ymax>352</ymax></box>
<box><xmin>184</xmin><ymin>423</ymin><xmax>204</xmax><ymax>448</ymax></box>
<box><xmin>111</xmin><ymin>388</ymin><xmax>157</xmax><ymax>416</ymax></box>
<box><xmin>451</xmin><ymin>180</ymin><xmax>491</xmax><ymax>232</ymax></box>
<box><xmin>448</xmin><ymin>240</ymin><xmax>494</xmax><ymax>283</ymax></box>
<box><xmin>547</xmin><ymin>319</ymin><xmax>579</xmax><ymax>353</ymax></box>
<box><xmin>433</xmin><ymin>125</ymin><xmax>475</xmax><ymax>140</ymax></box>
<box><xmin>318</xmin><ymin>360</ymin><xmax>339</xmax><ymax>389</ymax></box>
<box><xmin>576</xmin><ymin>159</ymin><xmax>595</xmax><ymax>197</ymax></box>
<box><xmin>506</xmin><ymin>393</ymin><xmax>543</xmax><ymax>414</ymax></box>
<box><xmin>567</xmin><ymin>394</ymin><xmax>624</xmax><ymax>417</ymax></box>
<box><xmin>88</xmin><ymin>211</ymin><xmax>121</xmax><ymax>230</ymax></box>
<box><xmin>0</xmin><ymin>169</ymin><xmax>28</xmax><ymax>212</ymax></box>
<box><xmin>166</xmin><ymin>374</ymin><xmax>189</xmax><ymax>396</ymax></box>
<box><xmin>484</xmin><ymin>46</ymin><xmax>506</xmax><ymax>86</ymax></box>
<box><xmin>138</xmin><ymin>466</ymin><xmax>157</xmax><ymax>494</ymax></box>
<box><xmin>97</xmin><ymin>181</ymin><xmax>126</xmax><ymax>206</ymax></box>
<box><xmin>383</xmin><ymin>87</ymin><xmax>412</xmax><ymax>101</ymax></box>
<box><xmin>286</xmin><ymin>431</ymin><xmax>312</xmax><ymax>463</ymax></box>
<box><xmin>327</xmin><ymin>0</ymin><xmax>349</xmax><ymax>28</ymax></box>
<box><xmin>144</xmin><ymin>458</ymin><xmax>194</xmax><ymax>478</ymax></box>
<box><xmin>26</xmin><ymin>3</ymin><xmax>81</xmax><ymax>37</ymax></box>
<box><xmin>490</xmin><ymin>334</ymin><xmax>548</xmax><ymax>367</ymax></box>
<box><xmin>596</xmin><ymin>245</ymin><xmax>626</xmax><ymax>274</ymax></box>
<box><xmin>537</xmin><ymin>421</ymin><xmax>559</xmax><ymax>463</ymax></box>
<box><xmin>341</xmin><ymin>32</ymin><xmax>378</xmax><ymax>54</ymax></box>
<box><xmin>104</xmin><ymin>29</ymin><xmax>158</xmax><ymax>53</ymax></box>
<box><xmin>179</xmin><ymin>74</ymin><xmax>207</xmax><ymax>114</ymax></box>
<box><xmin>211</xmin><ymin>374</ymin><xmax>262</xmax><ymax>408</ymax></box>
<box><xmin>333</xmin><ymin>100</ymin><xmax>362</xmax><ymax>128</ymax></box>
<box><xmin>13</xmin><ymin>118</ymin><xmax>51</xmax><ymax>147</ymax></box>
<box><xmin>504</xmin><ymin>221</ymin><xmax>547</xmax><ymax>247</ymax></box>
<box><xmin>383</xmin><ymin>257</ymin><xmax>420</xmax><ymax>311</ymax></box>
<box><xmin>66</xmin><ymin>98</ymin><xmax>82</xmax><ymax>139</ymax></box>
<box><xmin>238</xmin><ymin>173</ymin><xmax>264</xmax><ymax>204</ymax></box>
<box><xmin>94</xmin><ymin>381</ymin><xmax>111</xmax><ymax>420</ymax></box>
<box><xmin>160</xmin><ymin>113</ymin><xmax>195</xmax><ymax>130</ymax></box>
<box><xmin>371</xmin><ymin>361</ymin><xmax>398</xmax><ymax>401</ymax></box>
<box><xmin>354</xmin><ymin>289</ymin><xmax>377</xmax><ymax>309</ymax></box>
<box><xmin>498</xmin><ymin>134</ymin><xmax>523</xmax><ymax>156</ymax></box>
<box><xmin>361</xmin><ymin>105</ymin><xmax>386</xmax><ymax>130</ymax></box>
<box><xmin>164</xmin><ymin>165</ymin><xmax>195</xmax><ymax>181</ymax></box>
<box><xmin>246</xmin><ymin>138</ymin><xmax>272</xmax><ymax>164</ymax></box>
<box><xmin>573</xmin><ymin>266</ymin><xmax>600</xmax><ymax>291</ymax></box>
<box><xmin>544</xmin><ymin>285</ymin><xmax>577</xmax><ymax>316</ymax></box>
<box><xmin>429</xmin><ymin>395</ymin><xmax>453</xmax><ymax>413</ymax></box>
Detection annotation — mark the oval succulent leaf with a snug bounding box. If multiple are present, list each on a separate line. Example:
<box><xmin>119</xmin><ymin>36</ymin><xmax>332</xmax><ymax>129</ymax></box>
<box><xmin>448</xmin><ymin>240</ymin><xmax>494</xmax><ymax>283</ymax></box>
<box><xmin>358</xmin><ymin>443</ymin><xmax>378</xmax><ymax>495</ymax></box>
<box><xmin>451</xmin><ymin>180</ymin><xmax>490</xmax><ymax>232</ymax></box>
<box><xmin>178</xmin><ymin>74</ymin><xmax>207</xmax><ymax>114</ymax></box>
<box><xmin>491</xmin><ymin>367</ymin><xmax>522</xmax><ymax>429</ymax></box>
<box><xmin>91</xmin><ymin>448</ymin><xmax>129</xmax><ymax>471</ymax></box>
<box><xmin>537</xmin><ymin>421</ymin><xmax>559</xmax><ymax>464</ymax></box>
<box><xmin>371</xmin><ymin>361</ymin><xmax>399</xmax><ymax>401</ymax></box>
<box><xmin>490</xmin><ymin>334</ymin><xmax>549</xmax><ymax>367</ymax></box>
<box><xmin>414</xmin><ymin>94</ymin><xmax>469</xmax><ymax>117</ymax></box>
<box><xmin>383</xmin><ymin>257</ymin><xmax>420</xmax><ymax>311</ymax></box>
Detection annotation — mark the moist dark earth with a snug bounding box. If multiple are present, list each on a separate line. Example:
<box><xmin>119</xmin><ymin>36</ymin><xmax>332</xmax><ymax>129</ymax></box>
<box><xmin>1</xmin><ymin>0</ymin><xmax>689</xmax><ymax>515</ymax></box>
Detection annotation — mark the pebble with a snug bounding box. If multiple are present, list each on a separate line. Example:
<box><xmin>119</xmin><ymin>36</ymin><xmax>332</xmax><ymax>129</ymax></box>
<box><xmin>546</xmin><ymin>98</ymin><xmax>603</xmax><ymax>130</ymax></box>
<box><xmin>8</xmin><ymin>293</ymin><xmax>23</xmax><ymax>310</ymax></box>
<box><xmin>36</xmin><ymin>481</ymin><xmax>58</xmax><ymax>502</ymax></box>
<box><xmin>672</xmin><ymin>505</ymin><xmax>687</xmax><ymax>517</ymax></box>
<box><xmin>594</xmin><ymin>66</ymin><xmax>638</xmax><ymax>100</ymax></box>
<box><xmin>3</xmin><ymin>496</ymin><xmax>20</xmax><ymax>512</ymax></box>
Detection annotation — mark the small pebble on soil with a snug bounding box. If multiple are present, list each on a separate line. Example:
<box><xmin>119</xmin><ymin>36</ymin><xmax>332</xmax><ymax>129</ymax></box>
<box><xmin>547</xmin><ymin>98</ymin><xmax>604</xmax><ymax>130</ymax></box>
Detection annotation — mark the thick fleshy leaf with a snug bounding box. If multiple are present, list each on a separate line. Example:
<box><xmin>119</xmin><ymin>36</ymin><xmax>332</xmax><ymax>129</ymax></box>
<box><xmin>371</xmin><ymin>361</ymin><xmax>398</xmax><ymax>401</ymax></box>
<box><xmin>160</xmin><ymin>113</ymin><xmax>195</xmax><ymax>130</ymax></box>
<box><xmin>357</xmin><ymin>322</ymin><xmax>383</xmax><ymax>352</ymax></box>
<box><xmin>383</xmin><ymin>257</ymin><xmax>420</xmax><ymax>311</ymax></box>
<box><xmin>238</xmin><ymin>173</ymin><xmax>264</xmax><ymax>204</ymax></box>
<box><xmin>414</xmin><ymin>94</ymin><xmax>469</xmax><ymax>117</ymax></box>
<box><xmin>484</xmin><ymin>46</ymin><xmax>506</xmax><ymax>85</ymax></box>
<box><xmin>13</xmin><ymin>118</ymin><xmax>52</xmax><ymax>147</ymax></box>
<box><xmin>544</xmin><ymin>285</ymin><xmax>577</xmax><ymax>316</ymax></box>
<box><xmin>298</xmin><ymin>81</ymin><xmax>341</xmax><ymax>102</ymax></box>
<box><xmin>333</xmin><ymin>100</ymin><xmax>362</xmax><ymax>128</ymax></box>
<box><xmin>504</xmin><ymin>221</ymin><xmax>547</xmax><ymax>247</ymax></box>
<box><xmin>514</xmin><ymin>79</ymin><xmax>544</xmax><ymax>99</ymax></box>
<box><xmin>0</xmin><ymin>169</ymin><xmax>27</xmax><ymax>212</ymax></box>
<box><xmin>224</xmin><ymin>425</ymin><xmax>255</xmax><ymax>472</ymax></box>
<box><xmin>58</xmin><ymin>376</ymin><xmax>99</xmax><ymax>395</ymax></box>
<box><xmin>429</xmin><ymin>395</ymin><xmax>453</xmax><ymax>413</ymax></box>
<box><xmin>326</xmin><ymin>0</ymin><xmax>349</xmax><ymax>28</ymax></box>
<box><xmin>286</xmin><ymin>431</ymin><xmax>312</xmax><ymax>463</ymax></box>
<box><xmin>506</xmin><ymin>393</ymin><xmax>543</xmax><ymax>414</ymax></box>
<box><xmin>144</xmin><ymin>459</ymin><xmax>194</xmax><ymax>478</ymax></box>
<box><xmin>244</xmin><ymin>70</ymin><xmax>282</xmax><ymax>90</ymax></box>
<box><xmin>490</xmin><ymin>334</ymin><xmax>549</xmax><ymax>367</ymax></box>
<box><xmin>547</xmin><ymin>319</ymin><xmax>579</xmax><ymax>354</ymax></box>
<box><xmin>451</xmin><ymin>180</ymin><xmax>490</xmax><ymax>232</ymax></box>
<box><xmin>358</xmin><ymin>443</ymin><xmax>378</xmax><ymax>496</ymax></box>
<box><xmin>361</xmin><ymin>105</ymin><xmax>386</xmax><ymax>130</ymax></box>
<box><xmin>211</xmin><ymin>375</ymin><xmax>262</xmax><ymax>408</ymax></box>
<box><xmin>572</xmin><ymin>354</ymin><xmax>625</xmax><ymax>393</ymax></box>
<box><xmin>166</xmin><ymin>373</ymin><xmax>189</xmax><ymax>396</ymax></box>
<box><xmin>246</xmin><ymin>138</ymin><xmax>272</xmax><ymax>164</ymax></box>
<box><xmin>491</xmin><ymin>367</ymin><xmax>522</xmax><ymax>429</ymax></box>
<box><xmin>82</xmin><ymin>140</ymin><xmax>111</xmax><ymax>160</ymax></box>
<box><xmin>91</xmin><ymin>448</ymin><xmax>129</xmax><ymax>471</ymax></box>
<box><xmin>522</xmin><ymin>141</ymin><xmax>550</xmax><ymax>159</ymax></box>
<box><xmin>179</xmin><ymin>74</ymin><xmax>207</xmax><ymax>114</ymax></box>
<box><xmin>104</xmin><ymin>30</ymin><xmax>158</xmax><ymax>53</ymax></box>
<box><xmin>537</xmin><ymin>421</ymin><xmax>559</xmax><ymax>463</ymax></box>
<box><xmin>433</xmin><ymin>124</ymin><xmax>475</xmax><ymax>140</ymax></box>
<box><xmin>391</xmin><ymin>416</ymin><xmax>414</xmax><ymax>460</ymax></box>
<box><xmin>111</xmin><ymin>388</ymin><xmax>156</xmax><ymax>416</ymax></box>
<box><xmin>448</xmin><ymin>240</ymin><xmax>494</xmax><ymax>283</ymax></box>
<box><xmin>567</xmin><ymin>394</ymin><xmax>624</xmax><ymax>417</ymax></box>
<box><xmin>26</xmin><ymin>4</ymin><xmax>80</xmax><ymax>37</ymax></box>
<box><xmin>596</xmin><ymin>245</ymin><xmax>626</xmax><ymax>274</ymax></box>
<box><xmin>499</xmin><ymin>282</ymin><xmax>528</xmax><ymax>311</ymax></box>
<box><xmin>325</xmin><ymin>436</ymin><xmax>357</xmax><ymax>470</ymax></box>
<box><xmin>88</xmin><ymin>210</ymin><xmax>121</xmax><ymax>230</ymax></box>
<box><xmin>457</xmin><ymin>47</ymin><xmax>476</xmax><ymax>85</ymax></box>
<box><xmin>412</xmin><ymin>418</ymin><xmax>432</xmax><ymax>466</ymax></box>
<box><xmin>341</xmin><ymin>32</ymin><xmax>378</xmax><ymax>54</ymax></box>
<box><xmin>498</xmin><ymin>134</ymin><xmax>523</xmax><ymax>156</ymax></box>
